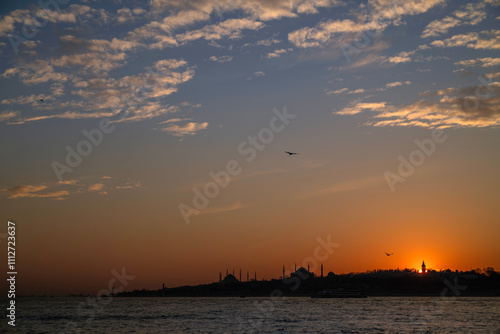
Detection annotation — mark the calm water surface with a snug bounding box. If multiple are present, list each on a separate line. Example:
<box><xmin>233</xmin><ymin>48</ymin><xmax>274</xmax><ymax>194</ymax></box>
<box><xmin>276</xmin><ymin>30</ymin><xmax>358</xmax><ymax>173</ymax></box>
<box><xmin>5</xmin><ymin>296</ymin><xmax>500</xmax><ymax>333</ymax></box>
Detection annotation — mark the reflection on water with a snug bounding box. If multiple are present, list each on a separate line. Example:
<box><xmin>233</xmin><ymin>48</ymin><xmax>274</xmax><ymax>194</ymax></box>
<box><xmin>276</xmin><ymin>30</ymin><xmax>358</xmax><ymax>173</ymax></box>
<box><xmin>15</xmin><ymin>296</ymin><xmax>500</xmax><ymax>333</ymax></box>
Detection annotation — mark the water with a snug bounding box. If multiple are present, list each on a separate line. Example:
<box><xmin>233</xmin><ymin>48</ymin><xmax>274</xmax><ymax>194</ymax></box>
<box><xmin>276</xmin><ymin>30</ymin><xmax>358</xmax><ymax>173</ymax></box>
<box><xmin>4</xmin><ymin>297</ymin><xmax>500</xmax><ymax>333</ymax></box>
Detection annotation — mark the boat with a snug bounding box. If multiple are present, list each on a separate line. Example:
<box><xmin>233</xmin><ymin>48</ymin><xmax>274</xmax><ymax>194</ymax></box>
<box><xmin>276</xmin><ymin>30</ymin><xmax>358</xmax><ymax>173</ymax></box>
<box><xmin>311</xmin><ymin>289</ymin><xmax>367</xmax><ymax>298</ymax></box>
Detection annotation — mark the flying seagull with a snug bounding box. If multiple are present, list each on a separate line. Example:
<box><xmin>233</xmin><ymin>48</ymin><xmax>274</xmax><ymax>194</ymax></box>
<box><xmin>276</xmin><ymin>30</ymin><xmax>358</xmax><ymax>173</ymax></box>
<box><xmin>285</xmin><ymin>151</ymin><xmax>299</xmax><ymax>156</ymax></box>
<box><xmin>385</xmin><ymin>252</ymin><xmax>394</xmax><ymax>256</ymax></box>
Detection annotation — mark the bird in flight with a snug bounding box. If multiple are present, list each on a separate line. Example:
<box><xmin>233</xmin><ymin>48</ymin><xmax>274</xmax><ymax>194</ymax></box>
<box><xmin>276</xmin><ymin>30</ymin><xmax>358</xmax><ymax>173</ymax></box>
<box><xmin>39</xmin><ymin>99</ymin><xmax>44</xmax><ymax>102</ymax></box>
<box><xmin>285</xmin><ymin>151</ymin><xmax>299</xmax><ymax>156</ymax></box>
<box><xmin>385</xmin><ymin>252</ymin><xmax>394</xmax><ymax>256</ymax></box>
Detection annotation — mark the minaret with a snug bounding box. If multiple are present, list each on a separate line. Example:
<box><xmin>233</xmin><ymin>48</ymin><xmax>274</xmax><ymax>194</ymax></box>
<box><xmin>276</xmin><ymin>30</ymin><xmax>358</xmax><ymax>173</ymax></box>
<box><xmin>421</xmin><ymin>261</ymin><xmax>426</xmax><ymax>273</ymax></box>
<box><xmin>162</xmin><ymin>282</ymin><xmax>165</xmax><ymax>290</ymax></box>
<box><xmin>321</xmin><ymin>264</ymin><xmax>324</xmax><ymax>278</ymax></box>
<box><xmin>282</xmin><ymin>265</ymin><xmax>285</xmax><ymax>279</ymax></box>
<box><xmin>307</xmin><ymin>264</ymin><xmax>310</xmax><ymax>272</ymax></box>
<box><xmin>219</xmin><ymin>272</ymin><xmax>222</xmax><ymax>283</ymax></box>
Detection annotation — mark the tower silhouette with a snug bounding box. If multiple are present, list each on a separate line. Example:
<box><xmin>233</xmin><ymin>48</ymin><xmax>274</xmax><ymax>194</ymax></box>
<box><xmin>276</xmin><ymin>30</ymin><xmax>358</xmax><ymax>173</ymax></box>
<box><xmin>421</xmin><ymin>261</ymin><xmax>426</xmax><ymax>273</ymax></box>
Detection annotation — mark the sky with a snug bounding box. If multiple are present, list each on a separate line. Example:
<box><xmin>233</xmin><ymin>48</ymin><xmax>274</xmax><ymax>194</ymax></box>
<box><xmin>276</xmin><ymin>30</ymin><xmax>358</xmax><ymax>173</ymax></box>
<box><xmin>0</xmin><ymin>0</ymin><xmax>499</xmax><ymax>296</ymax></box>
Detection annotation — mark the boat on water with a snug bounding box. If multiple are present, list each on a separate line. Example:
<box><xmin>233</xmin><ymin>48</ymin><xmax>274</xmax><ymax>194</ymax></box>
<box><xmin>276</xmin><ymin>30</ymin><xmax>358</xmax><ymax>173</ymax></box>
<box><xmin>311</xmin><ymin>289</ymin><xmax>367</xmax><ymax>298</ymax></box>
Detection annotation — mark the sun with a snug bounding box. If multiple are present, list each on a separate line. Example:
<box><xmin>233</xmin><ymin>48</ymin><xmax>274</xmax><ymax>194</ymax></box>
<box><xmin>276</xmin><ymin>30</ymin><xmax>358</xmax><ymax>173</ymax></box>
<box><xmin>419</xmin><ymin>269</ymin><xmax>423</xmax><ymax>273</ymax></box>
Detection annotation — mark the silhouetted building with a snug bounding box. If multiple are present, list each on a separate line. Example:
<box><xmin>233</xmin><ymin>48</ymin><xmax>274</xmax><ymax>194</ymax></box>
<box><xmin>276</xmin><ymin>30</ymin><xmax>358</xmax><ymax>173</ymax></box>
<box><xmin>421</xmin><ymin>261</ymin><xmax>427</xmax><ymax>273</ymax></box>
<box><xmin>221</xmin><ymin>273</ymin><xmax>238</xmax><ymax>284</ymax></box>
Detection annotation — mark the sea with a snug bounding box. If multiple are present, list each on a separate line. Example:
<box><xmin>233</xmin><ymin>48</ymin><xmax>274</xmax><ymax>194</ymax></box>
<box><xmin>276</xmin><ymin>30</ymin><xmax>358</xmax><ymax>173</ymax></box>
<box><xmin>3</xmin><ymin>296</ymin><xmax>500</xmax><ymax>333</ymax></box>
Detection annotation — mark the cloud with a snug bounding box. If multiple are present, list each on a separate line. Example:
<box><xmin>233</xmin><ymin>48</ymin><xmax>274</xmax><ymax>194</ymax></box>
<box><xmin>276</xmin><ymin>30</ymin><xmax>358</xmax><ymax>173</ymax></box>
<box><xmin>421</xmin><ymin>2</ymin><xmax>486</xmax><ymax>38</ymax></box>
<box><xmin>0</xmin><ymin>111</ymin><xmax>19</xmax><ymax>123</ymax></box>
<box><xmin>4</xmin><ymin>58</ymin><xmax>197</xmax><ymax>126</ymax></box>
<box><xmin>209</xmin><ymin>55</ymin><xmax>233</xmax><ymax>63</ymax></box>
<box><xmin>265</xmin><ymin>48</ymin><xmax>291</xmax><ymax>58</ymax></box>
<box><xmin>336</xmin><ymin>81</ymin><xmax>500</xmax><ymax>128</ymax></box>
<box><xmin>247</xmin><ymin>71</ymin><xmax>266</xmax><ymax>80</ymax></box>
<box><xmin>2</xmin><ymin>185</ymin><xmax>70</xmax><ymax>199</ymax></box>
<box><xmin>375</xmin><ymin>80</ymin><xmax>411</xmax><ymax>91</ymax></box>
<box><xmin>335</xmin><ymin>102</ymin><xmax>389</xmax><ymax>115</ymax></box>
<box><xmin>327</xmin><ymin>81</ymin><xmax>410</xmax><ymax>95</ymax></box>
<box><xmin>431</xmin><ymin>29</ymin><xmax>500</xmax><ymax>50</ymax></box>
<box><xmin>149</xmin><ymin>0</ymin><xmax>343</xmax><ymax>21</ymax></box>
<box><xmin>454</xmin><ymin>57</ymin><xmax>500</xmax><ymax>68</ymax></box>
<box><xmin>289</xmin><ymin>18</ymin><xmax>387</xmax><ymax>48</ymax></box>
<box><xmin>386</xmin><ymin>50</ymin><xmax>415</xmax><ymax>63</ymax></box>
<box><xmin>161</xmin><ymin>121</ymin><xmax>209</xmax><ymax>136</ymax></box>
<box><xmin>88</xmin><ymin>183</ymin><xmax>104</xmax><ymax>192</ymax></box>
<box><xmin>116</xmin><ymin>7</ymin><xmax>146</xmax><ymax>24</ymax></box>
<box><xmin>58</xmin><ymin>180</ymin><xmax>78</xmax><ymax>185</ymax></box>
<box><xmin>176</xmin><ymin>18</ymin><xmax>264</xmax><ymax>44</ymax></box>
<box><xmin>368</xmin><ymin>0</ymin><xmax>446</xmax><ymax>20</ymax></box>
<box><xmin>2</xmin><ymin>59</ymin><xmax>71</xmax><ymax>85</ymax></box>
<box><xmin>327</xmin><ymin>88</ymin><xmax>366</xmax><ymax>95</ymax></box>
<box><xmin>3</xmin><ymin>177</ymin><xmax>143</xmax><ymax>200</ymax></box>
<box><xmin>289</xmin><ymin>0</ymin><xmax>444</xmax><ymax>48</ymax></box>
<box><xmin>326</xmin><ymin>87</ymin><xmax>349</xmax><ymax>95</ymax></box>
<box><xmin>256</xmin><ymin>37</ymin><xmax>281</xmax><ymax>46</ymax></box>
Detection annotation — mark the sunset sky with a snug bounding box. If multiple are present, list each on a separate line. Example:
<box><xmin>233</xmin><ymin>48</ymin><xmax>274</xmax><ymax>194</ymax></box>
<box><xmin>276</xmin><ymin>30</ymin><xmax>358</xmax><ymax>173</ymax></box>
<box><xmin>1</xmin><ymin>0</ymin><xmax>499</xmax><ymax>296</ymax></box>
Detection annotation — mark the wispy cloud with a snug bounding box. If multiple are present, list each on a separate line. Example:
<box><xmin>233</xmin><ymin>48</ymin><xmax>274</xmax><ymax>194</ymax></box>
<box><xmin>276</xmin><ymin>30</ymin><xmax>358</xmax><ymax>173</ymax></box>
<box><xmin>3</xmin><ymin>176</ymin><xmax>143</xmax><ymax>200</ymax></box>
<box><xmin>247</xmin><ymin>71</ymin><xmax>266</xmax><ymax>80</ymax></box>
<box><xmin>266</xmin><ymin>48</ymin><xmax>291</xmax><ymax>58</ymax></box>
<box><xmin>161</xmin><ymin>121</ymin><xmax>209</xmax><ymax>136</ymax></box>
<box><xmin>335</xmin><ymin>82</ymin><xmax>500</xmax><ymax>128</ymax></box>
<box><xmin>431</xmin><ymin>29</ymin><xmax>500</xmax><ymax>50</ymax></box>
<box><xmin>421</xmin><ymin>2</ymin><xmax>486</xmax><ymax>38</ymax></box>
<box><xmin>454</xmin><ymin>57</ymin><xmax>500</xmax><ymax>68</ymax></box>
<box><xmin>209</xmin><ymin>55</ymin><xmax>233</xmax><ymax>63</ymax></box>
